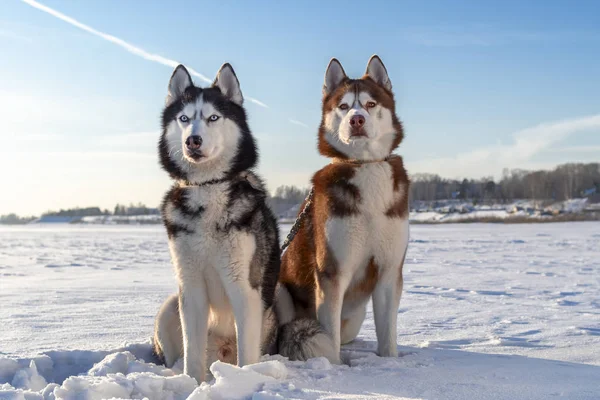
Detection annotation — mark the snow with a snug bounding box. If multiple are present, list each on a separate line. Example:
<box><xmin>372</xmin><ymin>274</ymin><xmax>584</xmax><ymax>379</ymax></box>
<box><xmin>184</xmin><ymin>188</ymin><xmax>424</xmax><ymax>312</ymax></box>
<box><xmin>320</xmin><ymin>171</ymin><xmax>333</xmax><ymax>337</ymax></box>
<box><xmin>1</xmin><ymin>223</ymin><xmax>599</xmax><ymax>399</ymax></box>
<box><xmin>79</xmin><ymin>215</ymin><xmax>162</xmax><ymax>225</ymax></box>
<box><xmin>193</xmin><ymin>360</ymin><xmax>288</xmax><ymax>400</ymax></box>
<box><xmin>409</xmin><ymin>208</ymin><xmax>541</xmax><ymax>223</ymax></box>
<box><xmin>562</xmin><ymin>198</ymin><xmax>589</xmax><ymax>213</ymax></box>
<box><xmin>409</xmin><ymin>198</ymin><xmax>597</xmax><ymax>223</ymax></box>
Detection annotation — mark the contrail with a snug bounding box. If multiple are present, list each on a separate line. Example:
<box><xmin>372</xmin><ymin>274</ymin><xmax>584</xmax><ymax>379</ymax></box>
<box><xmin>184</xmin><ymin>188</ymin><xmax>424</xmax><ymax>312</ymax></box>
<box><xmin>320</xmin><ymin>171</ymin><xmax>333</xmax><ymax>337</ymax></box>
<box><xmin>248</xmin><ymin>98</ymin><xmax>269</xmax><ymax>108</ymax></box>
<box><xmin>289</xmin><ymin>119</ymin><xmax>309</xmax><ymax>128</ymax></box>
<box><xmin>20</xmin><ymin>0</ymin><xmax>269</xmax><ymax>108</ymax></box>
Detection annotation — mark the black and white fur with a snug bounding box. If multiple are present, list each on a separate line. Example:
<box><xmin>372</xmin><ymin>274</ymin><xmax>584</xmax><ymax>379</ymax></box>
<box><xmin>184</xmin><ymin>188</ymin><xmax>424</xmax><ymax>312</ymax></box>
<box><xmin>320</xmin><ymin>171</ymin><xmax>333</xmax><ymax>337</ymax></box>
<box><xmin>153</xmin><ymin>63</ymin><xmax>335</xmax><ymax>383</ymax></box>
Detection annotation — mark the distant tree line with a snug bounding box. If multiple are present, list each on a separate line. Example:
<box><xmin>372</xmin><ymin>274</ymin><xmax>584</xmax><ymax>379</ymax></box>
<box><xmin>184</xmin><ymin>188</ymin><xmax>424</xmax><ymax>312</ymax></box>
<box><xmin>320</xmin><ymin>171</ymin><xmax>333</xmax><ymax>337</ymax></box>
<box><xmin>267</xmin><ymin>185</ymin><xmax>311</xmax><ymax>217</ymax></box>
<box><xmin>38</xmin><ymin>203</ymin><xmax>160</xmax><ymax>218</ymax></box>
<box><xmin>410</xmin><ymin>163</ymin><xmax>600</xmax><ymax>203</ymax></box>
<box><xmin>0</xmin><ymin>214</ymin><xmax>36</xmax><ymax>225</ymax></box>
<box><xmin>42</xmin><ymin>207</ymin><xmax>110</xmax><ymax>217</ymax></box>
<box><xmin>113</xmin><ymin>203</ymin><xmax>159</xmax><ymax>216</ymax></box>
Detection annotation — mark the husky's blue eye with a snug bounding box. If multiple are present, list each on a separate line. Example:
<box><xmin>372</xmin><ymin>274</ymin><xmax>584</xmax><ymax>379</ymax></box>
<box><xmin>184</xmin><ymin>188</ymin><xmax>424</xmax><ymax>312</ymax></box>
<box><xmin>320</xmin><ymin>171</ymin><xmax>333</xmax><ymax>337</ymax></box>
<box><xmin>208</xmin><ymin>114</ymin><xmax>220</xmax><ymax>122</ymax></box>
<box><xmin>179</xmin><ymin>115</ymin><xmax>189</xmax><ymax>123</ymax></box>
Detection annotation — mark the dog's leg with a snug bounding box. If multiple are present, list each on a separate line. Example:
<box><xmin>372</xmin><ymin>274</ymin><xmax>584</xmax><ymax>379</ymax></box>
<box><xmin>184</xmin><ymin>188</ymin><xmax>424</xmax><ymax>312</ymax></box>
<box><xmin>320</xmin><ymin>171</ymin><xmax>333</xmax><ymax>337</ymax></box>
<box><xmin>219</xmin><ymin>232</ymin><xmax>264</xmax><ymax>367</ymax></box>
<box><xmin>372</xmin><ymin>276</ymin><xmax>400</xmax><ymax>357</ymax></box>
<box><xmin>179</xmin><ymin>283</ymin><xmax>209</xmax><ymax>383</ymax></box>
<box><xmin>315</xmin><ymin>274</ymin><xmax>346</xmax><ymax>363</ymax></box>
<box><xmin>227</xmin><ymin>282</ymin><xmax>263</xmax><ymax>366</ymax></box>
<box><xmin>372</xmin><ymin>246</ymin><xmax>407</xmax><ymax>357</ymax></box>
<box><xmin>340</xmin><ymin>303</ymin><xmax>367</xmax><ymax>345</ymax></box>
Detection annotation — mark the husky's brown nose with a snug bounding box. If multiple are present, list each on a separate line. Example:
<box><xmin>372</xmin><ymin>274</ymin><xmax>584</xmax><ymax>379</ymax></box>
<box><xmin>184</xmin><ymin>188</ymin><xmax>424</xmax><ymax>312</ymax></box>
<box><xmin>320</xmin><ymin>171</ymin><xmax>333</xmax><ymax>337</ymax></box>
<box><xmin>349</xmin><ymin>114</ymin><xmax>365</xmax><ymax>128</ymax></box>
<box><xmin>185</xmin><ymin>135</ymin><xmax>202</xmax><ymax>150</ymax></box>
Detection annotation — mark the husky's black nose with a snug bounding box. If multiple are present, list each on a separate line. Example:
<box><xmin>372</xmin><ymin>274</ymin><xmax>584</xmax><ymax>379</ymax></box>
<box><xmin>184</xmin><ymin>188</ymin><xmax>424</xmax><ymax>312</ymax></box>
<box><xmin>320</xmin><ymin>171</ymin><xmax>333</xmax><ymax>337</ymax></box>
<box><xmin>185</xmin><ymin>135</ymin><xmax>202</xmax><ymax>150</ymax></box>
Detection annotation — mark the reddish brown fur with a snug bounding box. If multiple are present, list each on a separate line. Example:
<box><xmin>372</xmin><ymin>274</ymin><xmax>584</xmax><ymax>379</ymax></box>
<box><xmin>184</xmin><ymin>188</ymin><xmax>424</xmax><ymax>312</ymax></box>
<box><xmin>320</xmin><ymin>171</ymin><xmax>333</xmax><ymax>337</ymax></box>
<box><xmin>280</xmin><ymin>199</ymin><xmax>316</xmax><ymax>288</ymax></box>
<box><xmin>385</xmin><ymin>155</ymin><xmax>410</xmax><ymax>219</ymax></box>
<box><xmin>313</xmin><ymin>163</ymin><xmax>361</xmax><ymax>217</ymax></box>
<box><xmin>318</xmin><ymin>76</ymin><xmax>404</xmax><ymax>159</ymax></box>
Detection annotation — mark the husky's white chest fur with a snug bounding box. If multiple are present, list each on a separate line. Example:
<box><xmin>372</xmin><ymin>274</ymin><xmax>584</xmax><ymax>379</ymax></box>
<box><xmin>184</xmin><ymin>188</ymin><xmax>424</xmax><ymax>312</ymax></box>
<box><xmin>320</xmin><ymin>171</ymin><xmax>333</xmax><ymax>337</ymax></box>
<box><xmin>166</xmin><ymin>186</ymin><xmax>249</xmax><ymax>266</ymax></box>
<box><xmin>325</xmin><ymin>162</ymin><xmax>409</xmax><ymax>283</ymax></box>
<box><xmin>163</xmin><ymin>184</ymin><xmax>255</xmax><ymax>310</ymax></box>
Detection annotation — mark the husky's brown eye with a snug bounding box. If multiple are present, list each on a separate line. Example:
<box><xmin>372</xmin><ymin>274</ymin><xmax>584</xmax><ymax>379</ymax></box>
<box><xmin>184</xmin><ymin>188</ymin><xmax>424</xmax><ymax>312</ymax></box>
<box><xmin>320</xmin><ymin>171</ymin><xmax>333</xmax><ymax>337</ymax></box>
<box><xmin>339</xmin><ymin>103</ymin><xmax>349</xmax><ymax>110</ymax></box>
<box><xmin>366</xmin><ymin>101</ymin><xmax>377</xmax><ymax>108</ymax></box>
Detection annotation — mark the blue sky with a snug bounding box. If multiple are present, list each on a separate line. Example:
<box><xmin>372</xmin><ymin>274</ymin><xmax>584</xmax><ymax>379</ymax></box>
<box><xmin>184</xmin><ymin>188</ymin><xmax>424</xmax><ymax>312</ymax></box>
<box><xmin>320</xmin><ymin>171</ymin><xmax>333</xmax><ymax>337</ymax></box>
<box><xmin>1</xmin><ymin>0</ymin><xmax>599</xmax><ymax>215</ymax></box>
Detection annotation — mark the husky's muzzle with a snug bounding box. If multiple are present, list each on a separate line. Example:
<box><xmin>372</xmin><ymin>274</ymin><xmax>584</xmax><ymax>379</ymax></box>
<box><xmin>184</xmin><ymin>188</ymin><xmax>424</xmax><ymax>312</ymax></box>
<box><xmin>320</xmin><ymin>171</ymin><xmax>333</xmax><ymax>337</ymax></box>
<box><xmin>185</xmin><ymin>135</ymin><xmax>204</xmax><ymax>160</ymax></box>
<box><xmin>349</xmin><ymin>114</ymin><xmax>367</xmax><ymax>138</ymax></box>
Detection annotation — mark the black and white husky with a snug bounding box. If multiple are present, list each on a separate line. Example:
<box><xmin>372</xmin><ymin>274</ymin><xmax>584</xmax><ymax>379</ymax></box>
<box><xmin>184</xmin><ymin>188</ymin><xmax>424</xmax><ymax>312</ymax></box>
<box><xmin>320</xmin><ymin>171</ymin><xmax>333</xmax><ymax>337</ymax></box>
<box><xmin>153</xmin><ymin>63</ymin><xmax>336</xmax><ymax>383</ymax></box>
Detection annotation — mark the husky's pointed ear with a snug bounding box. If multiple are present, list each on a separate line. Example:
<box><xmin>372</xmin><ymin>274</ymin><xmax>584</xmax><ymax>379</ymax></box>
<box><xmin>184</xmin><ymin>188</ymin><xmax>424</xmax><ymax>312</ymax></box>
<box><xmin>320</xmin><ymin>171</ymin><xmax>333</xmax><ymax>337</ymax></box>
<box><xmin>213</xmin><ymin>63</ymin><xmax>243</xmax><ymax>105</ymax></box>
<box><xmin>166</xmin><ymin>65</ymin><xmax>193</xmax><ymax>105</ymax></box>
<box><xmin>323</xmin><ymin>58</ymin><xmax>347</xmax><ymax>95</ymax></box>
<box><xmin>365</xmin><ymin>55</ymin><xmax>392</xmax><ymax>91</ymax></box>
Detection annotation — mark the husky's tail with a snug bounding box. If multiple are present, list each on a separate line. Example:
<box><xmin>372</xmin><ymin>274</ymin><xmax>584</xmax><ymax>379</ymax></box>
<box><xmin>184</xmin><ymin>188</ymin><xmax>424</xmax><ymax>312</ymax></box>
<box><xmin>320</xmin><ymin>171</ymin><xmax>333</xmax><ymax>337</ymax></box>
<box><xmin>274</xmin><ymin>284</ymin><xmax>340</xmax><ymax>364</ymax></box>
<box><xmin>278</xmin><ymin>318</ymin><xmax>339</xmax><ymax>363</ymax></box>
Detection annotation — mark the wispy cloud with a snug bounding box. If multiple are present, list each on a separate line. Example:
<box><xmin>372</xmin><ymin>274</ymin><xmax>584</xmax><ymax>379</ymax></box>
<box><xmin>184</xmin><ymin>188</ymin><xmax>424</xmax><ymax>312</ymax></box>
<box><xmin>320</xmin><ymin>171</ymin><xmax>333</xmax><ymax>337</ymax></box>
<box><xmin>545</xmin><ymin>145</ymin><xmax>600</xmax><ymax>154</ymax></box>
<box><xmin>0</xmin><ymin>29</ymin><xmax>33</xmax><ymax>43</ymax></box>
<box><xmin>410</xmin><ymin>114</ymin><xmax>600</xmax><ymax>178</ymax></box>
<box><xmin>289</xmin><ymin>119</ymin><xmax>309</xmax><ymax>128</ymax></box>
<box><xmin>20</xmin><ymin>0</ymin><xmax>269</xmax><ymax>108</ymax></box>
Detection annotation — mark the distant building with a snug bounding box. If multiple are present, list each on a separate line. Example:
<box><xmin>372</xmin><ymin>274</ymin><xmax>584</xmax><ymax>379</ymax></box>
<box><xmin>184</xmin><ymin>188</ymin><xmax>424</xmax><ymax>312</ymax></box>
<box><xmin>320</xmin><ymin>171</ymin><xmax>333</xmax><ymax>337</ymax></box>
<box><xmin>33</xmin><ymin>216</ymin><xmax>83</xmax><ymax>224</ymax></box>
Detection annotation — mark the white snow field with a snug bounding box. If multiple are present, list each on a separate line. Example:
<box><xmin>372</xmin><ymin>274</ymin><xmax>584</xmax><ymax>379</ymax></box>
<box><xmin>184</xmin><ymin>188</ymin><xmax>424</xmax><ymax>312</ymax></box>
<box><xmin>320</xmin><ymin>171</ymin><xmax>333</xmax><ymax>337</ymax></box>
<box><xmin>0</xmin><ymin>222</ymin><xmax>599</xmax><ymax>399</ymax></box>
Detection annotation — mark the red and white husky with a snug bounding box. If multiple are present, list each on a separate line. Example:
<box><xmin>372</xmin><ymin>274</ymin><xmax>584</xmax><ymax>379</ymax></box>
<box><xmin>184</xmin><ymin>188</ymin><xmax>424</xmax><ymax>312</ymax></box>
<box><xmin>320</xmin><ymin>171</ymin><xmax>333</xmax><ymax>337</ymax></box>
<box><xmin>279</xmin><ymin>55</ymin><xmax>410</xmax><ymax>362</ymax></box>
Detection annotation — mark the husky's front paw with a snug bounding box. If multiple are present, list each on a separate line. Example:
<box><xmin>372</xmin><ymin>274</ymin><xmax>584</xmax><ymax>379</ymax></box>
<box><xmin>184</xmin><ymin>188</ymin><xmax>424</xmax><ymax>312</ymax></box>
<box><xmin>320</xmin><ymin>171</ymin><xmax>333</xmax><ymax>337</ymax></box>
<box><xmin>184</xmin><ymin>362</ymin><xmax>206</xmax><ymax>384</ymax></box>
<box><xmin>377</xmin><ymin>344</ymin><xmax>398</xmax><ymax>358</ymax></box>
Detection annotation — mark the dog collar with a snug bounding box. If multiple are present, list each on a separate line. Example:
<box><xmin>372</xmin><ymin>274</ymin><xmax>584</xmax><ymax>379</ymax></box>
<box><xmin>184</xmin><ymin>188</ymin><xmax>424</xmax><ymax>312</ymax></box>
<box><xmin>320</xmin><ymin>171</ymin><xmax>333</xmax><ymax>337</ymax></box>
<box><xmin>332</xmin><ymin>156</ymin><xmax>389</xmax><ymax>165</ymax></box>
<box><xmin>182</xmin><ymin>177</ymin><xmax>231</xmax><ymax>187</ymax></box>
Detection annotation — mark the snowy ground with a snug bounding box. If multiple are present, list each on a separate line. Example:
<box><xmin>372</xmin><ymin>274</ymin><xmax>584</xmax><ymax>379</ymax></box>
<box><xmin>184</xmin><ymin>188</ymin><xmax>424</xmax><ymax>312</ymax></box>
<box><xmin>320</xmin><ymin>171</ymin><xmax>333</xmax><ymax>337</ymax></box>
<box><xmin>1</xmin><ymin>223</ymin><xmax>599</xmax><ymax>399</ymax></box>
<box><xmin>409</xmin><ymin>198</ymin><xmax>595</xmax><ymax>223</ymax></box>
